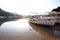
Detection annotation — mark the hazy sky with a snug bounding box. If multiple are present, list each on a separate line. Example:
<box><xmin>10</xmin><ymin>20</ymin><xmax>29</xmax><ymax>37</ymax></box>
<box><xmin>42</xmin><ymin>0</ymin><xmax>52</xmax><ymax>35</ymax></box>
<box><xmin>0</xmin><ymin>0</ymin><xmax>60</xmax><ymax>15</ymax></box>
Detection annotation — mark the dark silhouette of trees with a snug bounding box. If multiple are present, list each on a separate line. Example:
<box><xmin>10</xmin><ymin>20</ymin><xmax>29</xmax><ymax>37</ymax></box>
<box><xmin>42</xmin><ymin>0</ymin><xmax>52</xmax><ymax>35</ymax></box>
<box><xmin>52</xmin><ymin>7</ymin><xmax>60</xmax><ymax>12</ymax></box>
<box><xmin>0</xmin><ymin>8</ymin><xmax>23</xmax><ymax>19</ymax></box>
<box><xmin>0</xmin><ymin>8</ymin><xmax>15</xmax><ymax>16</ymax></box>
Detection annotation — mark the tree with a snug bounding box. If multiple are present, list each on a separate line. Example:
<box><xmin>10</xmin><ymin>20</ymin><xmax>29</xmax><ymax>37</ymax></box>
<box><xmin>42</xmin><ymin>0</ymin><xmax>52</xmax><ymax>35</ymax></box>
<box><xmin>52</xmin><ymin>7</ymin><xmax>60</xmax><ymax>12</ymax></box>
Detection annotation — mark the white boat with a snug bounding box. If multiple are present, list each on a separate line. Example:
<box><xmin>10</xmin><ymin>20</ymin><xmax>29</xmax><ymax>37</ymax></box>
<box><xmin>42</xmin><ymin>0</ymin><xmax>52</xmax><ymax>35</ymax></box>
<box><xmin>29</xmin><ymin>12</ymin><xmax>60</xmax><ymax>25</ymax></box>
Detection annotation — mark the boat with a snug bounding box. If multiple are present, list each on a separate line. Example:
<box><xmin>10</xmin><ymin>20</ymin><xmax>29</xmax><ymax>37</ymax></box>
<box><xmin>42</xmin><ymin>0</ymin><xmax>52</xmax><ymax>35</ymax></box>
<box><xmin>29</xmin><ymin>12</ymin><xmax>60</xmax><ymax>25</ymax></box>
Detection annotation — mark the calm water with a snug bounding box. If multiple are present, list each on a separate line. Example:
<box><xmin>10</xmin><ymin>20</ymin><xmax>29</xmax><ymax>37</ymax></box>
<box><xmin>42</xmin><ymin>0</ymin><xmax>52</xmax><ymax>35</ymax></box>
<box><xmin>0</xmin><ymin>19</ymin><xmax>60</xmax><ymax>40</ymax></box>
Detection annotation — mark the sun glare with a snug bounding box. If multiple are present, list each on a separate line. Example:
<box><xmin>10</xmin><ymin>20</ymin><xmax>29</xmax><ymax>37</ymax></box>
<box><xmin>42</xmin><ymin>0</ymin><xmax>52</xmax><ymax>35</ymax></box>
<box><xmin>1</xmin><ymin>19</ymin><xmax>30</xmax><ymax>31</ymax></box>
<box><xmin>0</xmin><ymin>0</ymin><xmax>60</xmax><ymax>15</ymax></box>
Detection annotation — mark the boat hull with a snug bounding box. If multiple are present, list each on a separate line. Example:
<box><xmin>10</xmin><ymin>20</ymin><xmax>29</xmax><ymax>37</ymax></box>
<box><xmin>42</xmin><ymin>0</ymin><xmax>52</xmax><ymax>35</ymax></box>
<box><xmin>29</xmin><ymin>19</ymin><xmax>56</xmax><ymax>25</ymax></box>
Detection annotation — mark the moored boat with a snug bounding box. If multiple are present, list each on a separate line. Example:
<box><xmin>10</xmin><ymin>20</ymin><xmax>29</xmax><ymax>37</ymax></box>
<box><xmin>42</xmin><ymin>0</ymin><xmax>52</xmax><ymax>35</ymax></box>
<box><xmin>29</xmin><ymin>12</ymin><xmax>60</xmax><ymax>25</ymax></box>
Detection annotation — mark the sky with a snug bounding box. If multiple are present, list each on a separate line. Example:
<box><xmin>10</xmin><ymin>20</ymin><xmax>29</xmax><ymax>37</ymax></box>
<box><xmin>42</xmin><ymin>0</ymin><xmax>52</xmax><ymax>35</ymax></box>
<box><xmin>0</xmin><ymin>0</ymin><xmax>60</xmax><ymax>15</ymax></box>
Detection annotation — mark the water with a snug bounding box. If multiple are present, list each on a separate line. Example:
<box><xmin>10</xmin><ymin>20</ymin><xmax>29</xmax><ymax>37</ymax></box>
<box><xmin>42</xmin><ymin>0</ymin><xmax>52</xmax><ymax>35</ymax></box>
<box><xmin>0</xmin><ymin>19</ymin><xmax>60</xmax><ymax>40</ymax></box>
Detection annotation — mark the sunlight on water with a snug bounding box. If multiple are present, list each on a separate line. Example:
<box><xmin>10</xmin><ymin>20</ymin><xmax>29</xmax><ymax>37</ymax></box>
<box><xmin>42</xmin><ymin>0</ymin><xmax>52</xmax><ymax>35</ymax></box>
<box><xmin>0</xmin><ymin>19</ymin><xmax>43</xmax><ymax>40</ymax></box>
<box><xmin>0</xmin><ymin>19</ymin><xmax>32</xmax><ymax>32</ymax></box>
<box><xmin>13</xmin><ymin>19</ymin><xmax>33</xmax><ymax>31</ymax></box>
<box><xmin>0</xmin><ymin>19</ymin><xmax>60</xmax><ymax>40</ymax></box>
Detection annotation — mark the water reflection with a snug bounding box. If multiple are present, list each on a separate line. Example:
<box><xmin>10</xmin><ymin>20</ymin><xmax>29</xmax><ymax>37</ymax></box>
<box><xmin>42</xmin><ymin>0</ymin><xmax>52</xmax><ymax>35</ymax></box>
<box><xmin>0</xmin><ymin>19</ymin><xmax>42</xmax><ymax>40</ymax></box>
<box><xmin>0</xmin><ymin>18</ymin><xmax>18</xmax><ymax>25</ymax></box>
<box><xmin>0</xmin><ymin>19</ymin><xmax>60</xmax><ymax>40</ymax></box>
<box><xmin>53</xmin><ymin>24</ymin><xmax>60</xmax><ymax>37</ymax></box>
<box><xmin>29</xmin><ymin>22</ymin><xmax>60</xmax><ymax>39</ymax></box>
<box><xmin>29</xmin><ymin>23</ymin><xmax>55</xmax><ymax>39</ymax></box>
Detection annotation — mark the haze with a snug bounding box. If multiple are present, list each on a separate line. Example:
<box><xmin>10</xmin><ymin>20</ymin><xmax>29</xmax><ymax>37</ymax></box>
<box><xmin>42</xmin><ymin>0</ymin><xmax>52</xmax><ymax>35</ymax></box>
<box><xmin>0</xmin><ymin>0</ymin><xmax>60</xmax><ymax>15</ymax></box>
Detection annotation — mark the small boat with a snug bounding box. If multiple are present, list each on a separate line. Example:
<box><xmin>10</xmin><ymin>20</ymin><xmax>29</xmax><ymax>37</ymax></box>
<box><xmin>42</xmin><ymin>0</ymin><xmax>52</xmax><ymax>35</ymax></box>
<box><xmin>29</xmin><ymin>12</ymin><xmax>60</xmax><ymax>25</ymax></box>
